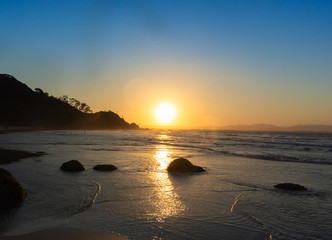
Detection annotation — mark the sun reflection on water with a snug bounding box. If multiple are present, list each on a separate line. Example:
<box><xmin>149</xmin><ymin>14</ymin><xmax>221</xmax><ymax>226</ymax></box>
<box><xmin>155</xmin><ymin>145</ymin><xmax>172</xmax><ymax>170</ymax></box>
<box><xmin>158</xmin><ymin>134</ymin><xmax>168</xmax><ymax>140</ymax></box>
<box><xmin>148</xmin><ymin>138</ymin><xmax>185</xmax><ymax>222</ymax></box>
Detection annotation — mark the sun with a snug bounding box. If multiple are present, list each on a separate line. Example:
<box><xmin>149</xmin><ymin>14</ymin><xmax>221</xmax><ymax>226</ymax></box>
<box><xmin>155</xmin><ymin>103</ymin><xmax>176</xmax><ymax>125</ymax></box>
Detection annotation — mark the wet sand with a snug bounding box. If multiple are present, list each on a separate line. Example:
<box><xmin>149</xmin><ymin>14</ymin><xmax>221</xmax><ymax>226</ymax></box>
<box><xmin>0</xmin><ymin>228</ymin><xmax>128</xmax><ymax>240</ymax></box>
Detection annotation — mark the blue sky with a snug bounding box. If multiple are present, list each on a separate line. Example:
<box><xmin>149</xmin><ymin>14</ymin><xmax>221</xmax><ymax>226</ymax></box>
<box><xmin>1</xmin><ymin>0</ymin><xmax>332</xmax><ymax>127</ymax></box>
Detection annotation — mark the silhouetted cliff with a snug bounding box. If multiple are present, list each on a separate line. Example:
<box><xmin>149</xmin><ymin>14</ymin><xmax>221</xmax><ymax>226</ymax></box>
<box><xmin>0</xmin><ymin>74</ymin><xmax>139</xmax><ymax>130</ymax></box>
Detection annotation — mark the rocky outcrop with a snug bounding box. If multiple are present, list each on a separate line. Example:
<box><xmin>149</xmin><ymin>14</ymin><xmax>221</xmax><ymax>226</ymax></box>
<box><xmin>60</xmin><ymin>160</ymin><xmax>85</xmax><ymax>172</ymax></box>
<box><xmin>93</xmin><ymin>164</ymin><xmax>117</xmax><ymax>171</ymax></box>
<box><xmin>167</xmin><ymin>158</ymin><xmax>205</xmax><ymax>173</ymax></box>
<box><xmin>274</xmin><ymin>183</ymin><xmax>307</xmax><ymax>191</ymax></box>
<box><xmin>0</xmin><ymin>148</ymin><xmax>44</xmax><ymax>165</ymax></box>
<box><xmin>0</xmin><ymin>168</ymin><xmax>26</xmax><ymax>211</ymax></box>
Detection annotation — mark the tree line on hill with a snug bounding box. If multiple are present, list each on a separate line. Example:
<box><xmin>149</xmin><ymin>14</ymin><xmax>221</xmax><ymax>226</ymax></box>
<box><xmin>0</xmin><ymin>74</ymin><xmax>139</xmax><ymax>130</ymax></box>
<box><xmin>34</xmin><ymin>88</ymin><xmax>92</xmax><ymax>114</ymax></box>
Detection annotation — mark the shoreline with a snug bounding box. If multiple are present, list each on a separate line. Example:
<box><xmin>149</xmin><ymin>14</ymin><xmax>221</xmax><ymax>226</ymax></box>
<box><xmin>0</xmin><ymin>149</ymin><xmax>44</xmax><ymax>165</ymax></box>
<box><xmin>0</xmin><ymin>127</ymin><xmax>46</xmax><ymax>135</ymax></box>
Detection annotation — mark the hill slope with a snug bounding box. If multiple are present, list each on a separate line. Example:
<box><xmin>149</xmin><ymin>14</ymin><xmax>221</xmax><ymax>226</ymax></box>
<box><xmin>0</xmin><ymin>74</ymin><xmax>138</xmax><ymax>130</ymax></box>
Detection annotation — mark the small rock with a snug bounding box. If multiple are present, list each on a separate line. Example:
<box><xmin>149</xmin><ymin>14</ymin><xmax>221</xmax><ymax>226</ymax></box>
<box><xmin>274</xmin><ymin>183</ymin><xmax>307</xmax><ymax>191</ymax></box>
<box><xmin>167</xmin><ymin>158</ymin><xmax>205</xmax><ymax>173</ymax></box>
<box><xmin>93</xmin><ymin>164</ymin><xmax>117</xmax><ymax>171</ymax></box>
<box><xmin>0</xmin><ymin>168</ymin><xmax>26</xmax><ymax>211</ymax></box>
<box><xmin>60</xmin><ymin>160</ymin><xmax>85</xmax><ymax>172</ymax></box>
<box><xmin>36</xmin><ymin>151</ymin><xmax>46</xmax><ymax>154</ymax></box>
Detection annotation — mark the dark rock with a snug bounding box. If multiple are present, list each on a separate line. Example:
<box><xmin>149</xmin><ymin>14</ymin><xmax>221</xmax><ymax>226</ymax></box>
<box><xmin>93</xmin><ymin>164</ymin><xmax>117</xmax><ymax>171</ymax></box>
<box><xmin>36</xmin><ymin>151</ymin><xmax>46</xmax><ymax>154</ymax></box>
<box><xmin>0</xmin><ymin>168</ymin><xmax>26</xmax><ymax>211</ymax></box>
<box><xmin>0</xmin><ymin>148</ymin><xmax>43</xmax><ymax>165</ymax></box>
<box><xmin>167</xmin><ymin>158</ymin><xmax>205</xmax><ymax>173</ymax></box>
<box><xmin>274</xmin><ymin>183</ymin><xmax>307</xmax><ymax>191</ymax></box>
<box><xmin>60</xmin><ymin>160</ymin><xmax>85</xmax><ymax>172</ymax></box>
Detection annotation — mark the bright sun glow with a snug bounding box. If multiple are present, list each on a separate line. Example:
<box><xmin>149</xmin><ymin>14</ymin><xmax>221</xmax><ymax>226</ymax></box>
<box><xmin>155</xmin><ymin>103</ymin><xmax>176</xmax><ymax>125</ymax></box>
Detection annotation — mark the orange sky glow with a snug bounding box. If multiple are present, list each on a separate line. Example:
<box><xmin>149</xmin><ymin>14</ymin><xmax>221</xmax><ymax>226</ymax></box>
<box><xmin>2</xmin><ymin>1</ymin><xmax>332</xmax><ymax>129</ymax></box>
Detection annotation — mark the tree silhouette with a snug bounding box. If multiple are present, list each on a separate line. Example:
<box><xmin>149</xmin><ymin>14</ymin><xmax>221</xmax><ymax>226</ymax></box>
<box><xmin>35</xmin><ymin>88</ymin><xmax>49</xmax><ymax>96</ymax></box>
<box><xmin>58</xmin><ymin>95</ymin><xmax>69</xmax><ymax>103</ymax></box>
<box><xmin>58</xmin><ymin>95</ymin><xmax>92</xmax><ymax>113</ymax></box>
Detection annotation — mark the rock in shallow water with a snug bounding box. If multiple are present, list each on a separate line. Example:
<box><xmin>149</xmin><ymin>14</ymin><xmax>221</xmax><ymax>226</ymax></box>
<box><xmin>93</xmin><ymin>164</ymin><xmax>117</xmax><ymax>171</ymax></box>
<box><xmin>0</xmin><ymin>168</ymin><xmax>26</xmax><ymax>211</ymax></box>
<box><xmin>60</xmin><ymin>160</ymin><xmax>85</xmax><ymax>172</ymax></box>
<box><xmin>274</xmin><ymin>183</ymin><xmax>307</xmax><ymax>191</ymax></box>
<box><xmin>167</xmin><ymin>158</ymin><xmax>205</xmax><ymax>173</ymax></box>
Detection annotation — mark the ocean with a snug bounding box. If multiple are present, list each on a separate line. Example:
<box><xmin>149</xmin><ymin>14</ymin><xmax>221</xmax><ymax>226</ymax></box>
<box><xmin>0</xmin><ymin>130</ymin><xmax>331</xmax><ymax>239</ymax></box>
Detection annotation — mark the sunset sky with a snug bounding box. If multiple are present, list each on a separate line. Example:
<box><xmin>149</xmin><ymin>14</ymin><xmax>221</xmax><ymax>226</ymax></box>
<box><xmin>1</xmin><ymin>0</ymin><xmax>332</xmax><ymax>128</ymax></box>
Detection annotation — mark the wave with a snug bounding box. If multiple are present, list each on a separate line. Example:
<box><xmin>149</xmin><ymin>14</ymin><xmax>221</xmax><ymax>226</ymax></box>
<box><xmin>67</xmin><ymin>182</ymin><xmax>101</xmax><ymax>217</ymax></box>
<box><xmin>90</xmin><ymin>182</ymin><xmax>101</xmax><ymax>207</ymax></box>
<box><xmin>215</xmin><ymin>137</ymin><xmax>332</xmax><ymax>149</ymax></box>
<box><xmin>218</xmin><ymin>151</ymin><xmax>332</xmax><ymax>165</ymax></box>
<box><xmin>156</xmin><ymin>141</ymin><xmax>331</xmax><ymax>165</ymax></box>
<box><xmin>230</xmin><ymin>193</ymin><xmax>243</xmax><ymax>213</ymax></box>
<box><xmin>4</xmin><ymin>130</ymin><xmax>331</xmax><ymax>166</ymax></box>
<box><xmin>126</xmin><ymin>136</ymin><xmax>332</xmax><ymax>165</ymax></box>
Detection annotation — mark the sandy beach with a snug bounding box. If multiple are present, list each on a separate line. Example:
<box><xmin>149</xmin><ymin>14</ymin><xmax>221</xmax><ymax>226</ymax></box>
<box><xmin>0</xmin><ymin>228</ymin><xmax>128</xmax><ymax>240</ymax></box>
<box><xmin>1</xmin><ymin>130</ymin><xmax>331</xmax><ymax>239</ymax></box>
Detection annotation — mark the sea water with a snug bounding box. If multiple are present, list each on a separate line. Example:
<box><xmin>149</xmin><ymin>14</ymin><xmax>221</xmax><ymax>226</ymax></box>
<box><xmin>0</xmin><ymin>130</ymin><xmax>331</xmax><ymax>239</ymax></box>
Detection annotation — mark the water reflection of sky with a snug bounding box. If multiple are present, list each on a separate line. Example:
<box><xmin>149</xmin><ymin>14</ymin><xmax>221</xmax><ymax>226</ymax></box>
<box><xmin>148</xmin><ymin>135</ymin><xmax>185</xmax><ymax>222</ymax></box>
